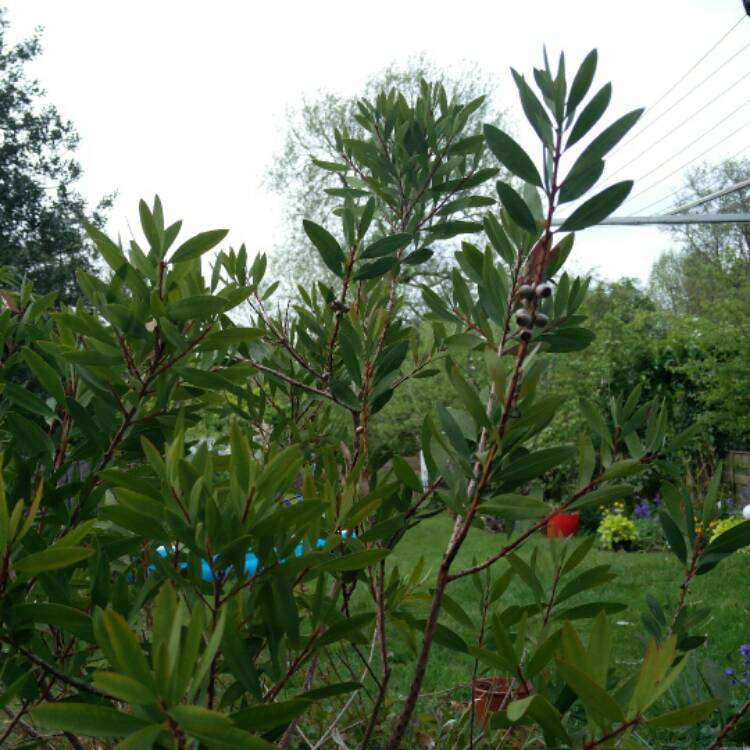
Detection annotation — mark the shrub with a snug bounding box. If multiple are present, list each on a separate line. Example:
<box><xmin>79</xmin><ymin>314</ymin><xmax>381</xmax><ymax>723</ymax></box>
<box><xmin>597</xmin><ymin>513</ymin><xmax>639</xmax><ymax>548</ymax></box>
<box><xmin>1</xmin><ymin>49</ymin><xmax>750</xmax><ymax>750</ymax></box>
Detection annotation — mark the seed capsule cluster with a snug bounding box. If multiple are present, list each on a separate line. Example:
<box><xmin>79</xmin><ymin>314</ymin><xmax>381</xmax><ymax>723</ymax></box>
<box><xmin>514</xmin><ymin>282</ymin><xmax>551</xmax><ymax>341</ymax></box>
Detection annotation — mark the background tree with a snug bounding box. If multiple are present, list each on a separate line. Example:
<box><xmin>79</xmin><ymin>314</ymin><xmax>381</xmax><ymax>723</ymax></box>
<box><xmin>649</xmin><ymin>157</ymin><xmax>750</xmax><ymax>319</ymax></box>
<box><xmin>0</xmin><ymin>7</ymin><xmax>110</xmax><ymax>301</ymax></box>
<box><xmin>266</xmin><ymin>55</ymin><xmax>507</xmax><ymax>293</ymax></box>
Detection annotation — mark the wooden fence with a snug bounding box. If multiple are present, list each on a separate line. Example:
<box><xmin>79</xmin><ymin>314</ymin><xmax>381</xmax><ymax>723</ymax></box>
<box><xmin>726</xmin><ymin>450</ymin><xmax>750</xmax><ymax>503</ymax></box>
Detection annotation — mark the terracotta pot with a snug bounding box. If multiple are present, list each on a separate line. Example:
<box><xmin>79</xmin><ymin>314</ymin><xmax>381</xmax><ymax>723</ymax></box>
<box><xmin>471</xmin><ymin>677</ymin><xmax>530</xmax><ymax>726</ymax></box>
<box><xmin>546</xmin><ymin>512</ymin><xmax>580</xmax><ymax>538</ymax></box>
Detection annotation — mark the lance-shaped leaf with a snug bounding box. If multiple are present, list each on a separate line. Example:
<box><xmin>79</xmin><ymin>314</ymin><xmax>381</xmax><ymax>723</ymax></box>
<box><xmin>559</xmin><ymin>181</ymin><xmax>632</xmax><ymax>232</ymax></box>
<box><xmin>556</xmin><ymin>659</ymin><xmax>624</xmax><ymax>722</ymax></box>
<box><xmin>353</xmin><ymin>256</ymin><xmax>398</xmax><ymax>280</ymax></box>
<box><xmin>567</xmin><ymin>83</ymin><xmax>611</xmax><ymax>148</ymax></box>
<box><xmin>360</xmin><ymin>233</ymin><xmax>412</xmax><ymax>259</ymax></box>
<box><xmin>31</xmin><ymin>703</ymin><xmax>151</xmax><ymax>737</ymax></box>
<box><xmin>484</xmin><ymin>124</ymin><xmax>542</xmax><ymax>186</ymax></box>
<box><xmin>170</xmin><ymin>229</ymin><xmax>228</xmax><ymax>264</ymax></box>
<box><xmin>495</xmin><ymin>181</ymin><xmax>538</xmax><ymax>234</ymax></box>
<box><xmin>566</xmin><ymin>49</ymin><xmax>598</xmax><ymax>117</ymax></box>
<box><xmin>303</xmin><ymin>219</ymin><xmax>345</xmax><ymax>277</ymax></box>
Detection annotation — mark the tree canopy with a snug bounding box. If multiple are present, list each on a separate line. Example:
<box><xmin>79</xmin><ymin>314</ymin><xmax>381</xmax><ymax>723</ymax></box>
<box><xmin>0</xmin><ymin>8</ymin><xmax>110</xmax><ymax>301</ymax></box>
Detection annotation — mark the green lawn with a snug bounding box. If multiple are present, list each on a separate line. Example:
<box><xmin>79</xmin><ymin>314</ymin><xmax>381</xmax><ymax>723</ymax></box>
<box><xmin>377</xmin><ymin>514</ymin><xmax>750</xmax><ymax>701</ymax></box>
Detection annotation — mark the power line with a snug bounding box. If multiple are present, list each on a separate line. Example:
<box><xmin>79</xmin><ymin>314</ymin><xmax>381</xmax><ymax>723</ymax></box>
<box><xmin>609</xmin><ymin>14</ymin><xmax>747</xmax><ymax>156</ymax></box>
<box><xmin>629</xmin><ymin>140</ymin><xmax>750</xmax><ymax>215</ymax></box>
<box><xmin>601</xmin><ymin>68</ymin><xmax>750</xmax><ymax>185</ymax></box>
<box><xmin>612</xmin><ymin>96</ymin><xmax>750</xmax><ymax>196</ymax></box>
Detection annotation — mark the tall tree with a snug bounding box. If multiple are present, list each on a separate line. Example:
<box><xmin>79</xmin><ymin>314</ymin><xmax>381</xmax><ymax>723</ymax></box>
<box><xmin>649</xmin><ymin>158</ymin><xmax>750</xmax><ymax>318</ymax></box>
<box><xmin>266</xmin><ymin>55</ymin><xmax>507</xmax><ymax>291</ymax></box>
<box><xmin>0</xmin><ymin>7</ymin><xmax>110</xmax><ymax>302</ymax></box>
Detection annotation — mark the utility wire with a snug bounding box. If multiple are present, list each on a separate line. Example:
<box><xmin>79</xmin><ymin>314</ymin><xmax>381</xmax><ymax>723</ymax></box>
<box><xmin>609</xmin><ymin>14</ymin><xmax>748</xmax><ymax>157</ymax></box>
<box><xmin>601</xmin><ymin>68</ymin><xmax>750</xmax><ymax>185</ymax></box>
<box><xmin>629</xmin><ymin>140</ymin><xmax>750</xmax><ymax>215</ymax></box>
<box><xmin>610</xmin><ymin>95</ymin><xmax>750</xmax><ymax>194</ymax></box>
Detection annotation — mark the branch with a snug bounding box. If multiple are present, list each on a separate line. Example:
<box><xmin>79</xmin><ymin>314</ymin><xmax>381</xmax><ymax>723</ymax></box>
<box><xmin>704</xmin><ymin>696</ymin><xmax>750</xmax><ymax>750</ymax></box>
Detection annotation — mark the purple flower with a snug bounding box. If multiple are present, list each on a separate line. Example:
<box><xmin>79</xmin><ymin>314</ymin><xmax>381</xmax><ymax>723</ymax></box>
<box><xmin>726</xmin><ymin>667</ymin><xmax>738</xmax><ymax>685</ymax></box>
<box><xmin>633</xmin><ymin>502</ymin><xmax>651</xmax><ymax>520</ymax></box>
<box><xmin>741</xmin><ymin>644</ymin><xmax>750</xmax><ymax>662</ymax></box>
<box><xmin>652</xmin><ymin>494</ymin><xmax>662</xmax><ymax>506</ymax></box>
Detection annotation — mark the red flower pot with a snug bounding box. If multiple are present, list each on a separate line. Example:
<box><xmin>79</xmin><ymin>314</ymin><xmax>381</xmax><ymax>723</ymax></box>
<box><xmin>471</xmin><ymin>677</ymin><xmax>531</xmax><ymax>726</ymax></box>
<box><xmin>546</xmin><ymin>512</ymin><xmax>580</xmax><ymax>538</ymax></box>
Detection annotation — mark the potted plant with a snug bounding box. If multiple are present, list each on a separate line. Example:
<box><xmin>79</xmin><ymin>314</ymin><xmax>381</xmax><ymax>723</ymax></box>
<box><xmin>546</xmin><ymin>511</ymin><xmax>581</xmax><ymax>537</ymax></box>
<box><xmin>597</xmin><ymin>513</ymin><xmax>639</xmax><ymax>551</ymax></box>
<box><xmin>471</xmin><ymin>677</ymin><xmax>531</xmax><ymax>726</ymax></box>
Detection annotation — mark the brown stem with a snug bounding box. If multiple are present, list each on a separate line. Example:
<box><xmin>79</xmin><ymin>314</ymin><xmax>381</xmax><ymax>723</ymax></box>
<box><xmin>581</xmin><ymin>716</ymin><xmax>641</xmax><ymax>750</ymax></box>
<box><xmin>704</xmin><ymin>696</ymin><xmax>750</xmax><ymax>750</ymax></box>
<box><xmin>386</xmin><ymin>125</ymin><xmax>565</xmax><ymax>750</ymax></box>
<box><xmin>668</xmin><ymin>534</ymin><xmax>704</xmax><ymax>636</ymax></box>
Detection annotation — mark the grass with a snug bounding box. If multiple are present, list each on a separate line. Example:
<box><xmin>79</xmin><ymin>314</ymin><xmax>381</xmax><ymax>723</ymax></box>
<box><xmin>370</xmin><ymin>513</ymin><xmax>750</xmax><ymax>718</ymax></box>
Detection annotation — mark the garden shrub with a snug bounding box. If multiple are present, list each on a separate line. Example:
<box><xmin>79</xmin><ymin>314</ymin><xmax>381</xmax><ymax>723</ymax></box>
<box><xmin>1</xmin><ymin>49</ymin><xmax>749</xmax><ymax>750</ymax></box>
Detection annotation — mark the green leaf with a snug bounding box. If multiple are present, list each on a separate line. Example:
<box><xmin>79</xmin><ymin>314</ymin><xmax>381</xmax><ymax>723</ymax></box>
<box><xmin>316</xmin><ymin>549</ymin><xmax>390</xmax><ymax>572</ymax></box>
<box><xmin>559</xmin><ymin>159</ymin><xmax>604</xmax><ymax>203</ymax></box>
<box><xmin>232</xmin><ymin>699</ymin><xmax>312</xmax><ymax>732</ymax></box>
<box><xmin>170</xmin><ymin>229</ymin><xmax>228</xmax><ymax>263</ymax></box>
<box><xmin>2</xmin><ymin>382</ymin><xmax>55</xmax><ymax>418</ymax></box>
<box><xmin>507</xmin><ymin>695</ymin><xmax>569</xmax><ymax>744</ymax></box>
<box><xmin>483</xmin><ymin>124</ymin><xmax>542</xmax><ymax>186</ymax></box>
<box><xmin>659</xmin><ymin>511</ymin><xmax>687</xmax><ymax>564</ymax></box>
<box><xmin>303</xmin><ymin>219</ymin><xmax>345</xmax><ymax>277</ymax></box>
<box><xmin>495</xmin><ymin>181</ymin><xmax>538</xmax><ymax>234</ymax></box>
<box><xmin>424</xmin><ymin>221</ymin><xmax>483</xmax><ymax>239</ymax></box>
<box><xmin>14</xmin><ymin>546</ymin><xmax>94</xmax><ymax>574</ymax></box>
<box><xmin>114</xmin><ymin>725</ymin><xmax>165</xmax><ymax>750</ymax></box>
<box><xmin>312</xmin><ymin>159</ymin><xmax>348</xmax><ymax>173</ymax></box>
<box><xmin>403</xmin><ymin>248</ymin><xmax>434</xmax><ymax>265</ymax></box>
<box><xmin>23</xmin><ymin>347</ymin><xmax>66</xmax><ymax>404</ymax></box>
<box><xmin>567</xmin><ymin>83</ymin><xmax>611</xmax><ymax>148</ymax></box>
<box><xmin>86</xmin><ymin>223</ymin><xmax>127</xmax><ymax>271</ymax></box>
<box><xmin>196</xmin><ymin>327</ymin><xmax>264</xmax><ymax>351</ymax></box>
<box><xmin>567</xmin><ymin>49</ymin><xmax>598</xmax><ymax>117</ymax></box>
<box><xmin>556</xmin><ymin>659</ymin><xmax>624</xmax><ymax>721</ymax></box>
<box><xmin>511</xmin><ymin>69</ymin><xmax>554</xmax><ymax>148</ymax></box>
<box><xmin>353</xmin><ymin>256</ymin><xmax>398</xmax><ymax>280</ymax></box>
<box><xmin>170</xmin><ymin>706</ymin><xmax>277</xmax><ymax>750</ymax></box>
<box><xmin>31</xmin><ymin>703</ymin><xmax>150</xmax><ymax>737</ymax></box>
<box><xmin>538</xmin><ymin>327</ymin><xmax>595</xmax><ymax>352</ymax></box>
<box><xmin>647</xmin><ymin>698</ymin><xmax>721</xmax><ymax>728</ymax></box>
<box><xmin>166</xmin><ymin>295</ymin><xmax>230</xmax><ymax>321</ymax></box>
<box><xmin>92</xmin><ymin>672</ymin><xmax>157</xmax><ymax>704</ymax></box>
<box><xmin>569</xmin><ymin>483</ymin><xmax>634</xmax><ymax>511</ymax></box>
<box><xmin>360</xmin><ymin>233</ymin><xmax>412</xmax><ymax>259</ymax></box>
<box><xmin>316</xmin><ymin>612</ymin><xmax>375</xmax><ymax>647</ymax></box>
<box><xmin>9</xmin><ymin>603</ymin><xmax>94</xmax><ymax>642</ymax></box>
<box><xmin>559</xmin><ymin>181</ymin><xmax>633</xmax><ymax>232</ymax></box>
<box><xmin>598</xmin><ymin>458</ymin><xmax>646</xmax><ymax>482</ymax></box>
<box><xmin>299</xmin><ymin>682</ymin><xmax>362</xmax><ymax>701</ymax></box>
<box><xmin>580</xmin><ymin>109</ymin><xmax>644</xmax><ymax>162</ymax></box>
<box><xmin>702</xmin><ymin>463</ymin><xmax>723</xmax><ymax>526</ymax></box>
<box><xmin>481</xmin><ymin>494</ymin><xmax>551</xmax><ymax>520</ymax></box>
<box><xmin>102</xmin><ymin>609</ymin><xmax>155</xmax><ymax>690</ymax></box>
<box><xmin>499</xmin><ymin>447</ymin><xmax>576</xmax><ymax>487</ymax></box>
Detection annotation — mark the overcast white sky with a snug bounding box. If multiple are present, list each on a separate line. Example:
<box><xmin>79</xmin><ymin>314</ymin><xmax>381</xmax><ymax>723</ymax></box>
<box><xmin>4</xmin><ymin>0</ymin><xmax>749</xmax><ymax>283</ymax></box>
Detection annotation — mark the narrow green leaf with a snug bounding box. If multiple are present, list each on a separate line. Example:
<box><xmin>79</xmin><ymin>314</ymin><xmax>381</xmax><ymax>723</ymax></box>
<box><xmin>303</xmin><ymin>220</ymin><xmax>345</xmax><ymax>277</ymax></box>
<box><xmin>360</xmin><ymin>233</ymin><xmax>412</xmax><ymax>259</ymax></box>
<box><xmin>495</xmin><ymin>181</ymin><xmax>538</xmax><ymax>234</ymax></box>
<box><xmin>31</xmin><ymin>703</ymin><xmax>150</xmax><ymax>737</ymax></box>
<box><xmin>14</xmin><ymin>546</ymin><xmax>93</xmax><ymax>574</ymax></box>
<box><xmin>170</xmin><ymin>230</ymin><xmax>228</xmax><ymax>264</ymax></box>
<box><xmin>559</xmin><ymin>181</ymin><xmax>633</xmax><ymax>232</ymax></box>
<box><xmin>483</xmin><ymin>124</ymin><xmax>542</xmax><ymax>186</ymax></box>
<box><xmin>567</xmin><ymin>83</ymin><xmax>611</xmax><ymax>148</ymax></box>
<box><xmin>566</xmin><ymin>49</ymin><xmax>598</xmax><ymax>117</ymax></box>
<box><xmin>316</xmin><ymin>549</ymin><xmax>390</xmax><ymax>572</ymax></box>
